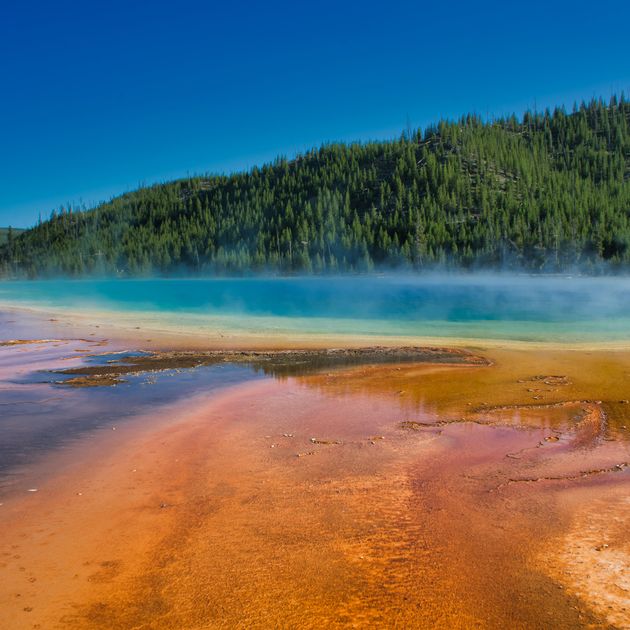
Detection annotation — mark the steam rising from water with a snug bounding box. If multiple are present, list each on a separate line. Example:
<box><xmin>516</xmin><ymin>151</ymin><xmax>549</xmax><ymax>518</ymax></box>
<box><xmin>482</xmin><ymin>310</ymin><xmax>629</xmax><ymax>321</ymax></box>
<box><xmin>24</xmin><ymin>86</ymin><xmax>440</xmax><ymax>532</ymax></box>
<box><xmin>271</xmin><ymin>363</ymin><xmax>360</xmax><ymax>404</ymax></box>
<box><xmin>1</xmin><ymin>274</ymin><xmax>630</xmax><ymax>341</ymax></box>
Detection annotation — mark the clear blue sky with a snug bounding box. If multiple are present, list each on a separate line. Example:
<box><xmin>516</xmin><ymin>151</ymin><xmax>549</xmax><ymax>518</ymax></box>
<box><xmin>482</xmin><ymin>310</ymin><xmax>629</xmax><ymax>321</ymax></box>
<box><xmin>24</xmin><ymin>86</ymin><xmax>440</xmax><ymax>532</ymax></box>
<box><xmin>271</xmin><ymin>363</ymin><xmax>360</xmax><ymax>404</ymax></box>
<box><xmin>2</xmin><ymin>0</ymin><xmax>629</xmax><ymax>228</ymax></box>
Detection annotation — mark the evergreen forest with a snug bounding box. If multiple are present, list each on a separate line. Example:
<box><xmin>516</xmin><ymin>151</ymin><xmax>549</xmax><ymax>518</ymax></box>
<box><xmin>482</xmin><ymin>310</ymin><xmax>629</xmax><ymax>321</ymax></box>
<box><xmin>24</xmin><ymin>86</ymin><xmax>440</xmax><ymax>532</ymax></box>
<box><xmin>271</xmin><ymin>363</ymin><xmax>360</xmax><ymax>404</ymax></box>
<box><xmin>2</xmin><ymin>95</ymin><xmax>630</xmax><ymax>277</ymax></box>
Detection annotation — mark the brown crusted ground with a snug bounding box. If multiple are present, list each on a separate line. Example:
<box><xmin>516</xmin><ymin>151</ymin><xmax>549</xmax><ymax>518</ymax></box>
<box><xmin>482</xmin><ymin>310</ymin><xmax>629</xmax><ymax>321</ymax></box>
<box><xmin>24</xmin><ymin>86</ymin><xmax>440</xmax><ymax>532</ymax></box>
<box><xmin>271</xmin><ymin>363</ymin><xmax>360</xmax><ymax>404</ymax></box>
<box><xmin>51</xmin><ymin>345</ymin><xmax>490</xmax><ymax>387</ymax></box>
<box><xmin>0</xmin><ymin>339</ymin><xmax>62</xmax><ymax>346</ymax></box>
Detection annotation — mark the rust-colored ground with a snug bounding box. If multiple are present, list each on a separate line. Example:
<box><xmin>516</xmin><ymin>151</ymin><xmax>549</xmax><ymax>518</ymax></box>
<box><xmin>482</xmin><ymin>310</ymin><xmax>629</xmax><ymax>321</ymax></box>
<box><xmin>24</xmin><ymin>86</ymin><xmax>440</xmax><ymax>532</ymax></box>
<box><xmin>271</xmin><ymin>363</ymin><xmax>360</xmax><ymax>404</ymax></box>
<box><xmin>0</xmin><ymin>347</ymin><xmax>629</xmax><ymax>629</ymax></box>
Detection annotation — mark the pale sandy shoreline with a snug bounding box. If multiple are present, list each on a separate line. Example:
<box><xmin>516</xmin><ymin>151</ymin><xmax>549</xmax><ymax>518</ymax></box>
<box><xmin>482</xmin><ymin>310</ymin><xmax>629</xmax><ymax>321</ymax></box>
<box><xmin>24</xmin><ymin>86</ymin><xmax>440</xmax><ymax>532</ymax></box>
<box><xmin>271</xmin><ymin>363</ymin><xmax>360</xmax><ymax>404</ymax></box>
<box><xmin>4</xmin><ymin>301</ymin><xmax>630</xmax><ymax>352</ymax></box>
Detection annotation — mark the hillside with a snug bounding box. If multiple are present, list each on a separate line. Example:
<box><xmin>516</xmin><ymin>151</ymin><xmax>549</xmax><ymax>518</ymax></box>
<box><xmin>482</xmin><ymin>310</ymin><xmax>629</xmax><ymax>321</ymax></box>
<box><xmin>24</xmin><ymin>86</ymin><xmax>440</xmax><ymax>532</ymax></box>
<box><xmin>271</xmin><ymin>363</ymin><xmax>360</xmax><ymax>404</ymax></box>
<box><xmin>2</xmin><ymin>96</ymin><xmax>630</xmax><ymax>277</ymax></box>
<box><xmin>0</xmin><ymin>228</ymin><xmax>25</xmax><ymax>246</ymax></box>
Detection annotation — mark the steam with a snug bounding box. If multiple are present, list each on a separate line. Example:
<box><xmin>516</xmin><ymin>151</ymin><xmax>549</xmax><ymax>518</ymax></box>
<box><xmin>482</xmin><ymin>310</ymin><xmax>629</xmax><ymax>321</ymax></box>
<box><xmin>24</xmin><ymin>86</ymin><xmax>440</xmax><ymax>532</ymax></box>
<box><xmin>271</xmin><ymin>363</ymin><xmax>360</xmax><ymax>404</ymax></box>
<box><xmin>1</xmin><ymin>273</ymin><xmax>630</xmax><ymax>343</ymax></box>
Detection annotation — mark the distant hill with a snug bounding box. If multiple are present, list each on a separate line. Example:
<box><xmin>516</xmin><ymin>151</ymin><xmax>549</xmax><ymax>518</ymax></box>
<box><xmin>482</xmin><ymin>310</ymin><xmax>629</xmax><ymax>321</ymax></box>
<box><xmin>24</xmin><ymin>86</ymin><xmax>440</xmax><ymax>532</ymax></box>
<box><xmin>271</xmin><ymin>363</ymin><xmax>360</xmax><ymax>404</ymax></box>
<box><xmin>2</xmin><ymin>95</ymin><xmax>629</xmax><ymax>277</ymax></box>
<box><xmin>0</xmin><ymin>228</ymin><xmax>25</xmax><ymax>246</ymax></box>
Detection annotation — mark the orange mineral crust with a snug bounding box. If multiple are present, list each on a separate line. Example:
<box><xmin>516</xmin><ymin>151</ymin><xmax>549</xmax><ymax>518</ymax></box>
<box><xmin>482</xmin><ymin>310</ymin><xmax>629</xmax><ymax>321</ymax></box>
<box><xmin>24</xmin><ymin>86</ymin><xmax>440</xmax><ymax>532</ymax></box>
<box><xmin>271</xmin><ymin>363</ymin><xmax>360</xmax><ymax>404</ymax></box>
<box><xmin>0</xmin><ymin>349</ymin><xmax>629</xmax><ymax>629</ymax></box>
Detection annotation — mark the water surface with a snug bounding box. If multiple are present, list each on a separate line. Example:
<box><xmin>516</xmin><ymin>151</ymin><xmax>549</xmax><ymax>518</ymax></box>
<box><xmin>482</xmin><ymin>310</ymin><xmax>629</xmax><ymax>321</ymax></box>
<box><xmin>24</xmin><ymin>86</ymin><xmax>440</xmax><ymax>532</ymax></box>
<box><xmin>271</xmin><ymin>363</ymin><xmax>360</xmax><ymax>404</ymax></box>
<box><xmin>2</xmin><ymin>275</ymin><xmax>630</xmax><ymax>342</ymax></box>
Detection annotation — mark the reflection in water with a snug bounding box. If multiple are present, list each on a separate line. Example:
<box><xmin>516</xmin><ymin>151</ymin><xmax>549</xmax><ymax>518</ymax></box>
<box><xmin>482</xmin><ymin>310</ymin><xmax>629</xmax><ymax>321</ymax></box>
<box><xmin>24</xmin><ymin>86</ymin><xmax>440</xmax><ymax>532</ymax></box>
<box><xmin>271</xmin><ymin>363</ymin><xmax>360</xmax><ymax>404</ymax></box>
<box><xmin>0</xmin><ymin>341</ymin><xmax>483</xmax><ymax>486</ymax></box>
<box><xmin>0</xmin><ymin>340</ymin><xmax>262</xmax><ymax>487</ymax></box>
<box><xmin>297</xmin><ymin>352</ymin><xmax>630</xmax><ymax>442</ymax></box>
<box><xmin>2</xmin><ymin>339</ymin><xmax>629</xmax><ymax>490</ymax></box>
<box><xmin>46</xmin><ymin>346</ymin><xmax>486</xmax><ymax>386</ymax></box>
<box><xmin>0</xmin><ymin>336</ymin><xmax>629</xmax><ymax>628</ymax></box>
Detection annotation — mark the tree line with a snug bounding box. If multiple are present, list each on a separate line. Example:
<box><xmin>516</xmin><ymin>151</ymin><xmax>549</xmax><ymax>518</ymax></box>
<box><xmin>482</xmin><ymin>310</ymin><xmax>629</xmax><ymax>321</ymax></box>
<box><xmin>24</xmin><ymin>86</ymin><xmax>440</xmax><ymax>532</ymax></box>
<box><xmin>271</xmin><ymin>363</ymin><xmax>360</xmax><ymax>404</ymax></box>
<box><xmin>2</xmin><ymin>95</ymin><xmax>629</xmax><ymax>276</ymax></box>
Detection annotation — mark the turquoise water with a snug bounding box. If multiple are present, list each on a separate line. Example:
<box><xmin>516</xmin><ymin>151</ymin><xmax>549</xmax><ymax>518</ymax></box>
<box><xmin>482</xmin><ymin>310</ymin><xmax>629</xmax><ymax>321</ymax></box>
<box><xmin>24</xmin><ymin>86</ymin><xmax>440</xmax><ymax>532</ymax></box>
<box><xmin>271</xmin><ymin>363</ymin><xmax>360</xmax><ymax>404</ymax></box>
<box><xmin>2</xmin><ymin>275</ymin><xmax>630</xmax><ymax>342</ymax></box>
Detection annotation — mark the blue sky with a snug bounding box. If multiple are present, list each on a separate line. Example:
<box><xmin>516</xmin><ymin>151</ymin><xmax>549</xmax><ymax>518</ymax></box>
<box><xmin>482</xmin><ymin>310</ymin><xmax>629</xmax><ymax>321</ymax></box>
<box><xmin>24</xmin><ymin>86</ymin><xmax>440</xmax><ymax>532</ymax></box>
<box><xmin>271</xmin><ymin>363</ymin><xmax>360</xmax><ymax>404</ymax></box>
<box><xmin>2</xmin><ymin>0</ymin><xmax>629</xmax><ymax>228</ymax></box>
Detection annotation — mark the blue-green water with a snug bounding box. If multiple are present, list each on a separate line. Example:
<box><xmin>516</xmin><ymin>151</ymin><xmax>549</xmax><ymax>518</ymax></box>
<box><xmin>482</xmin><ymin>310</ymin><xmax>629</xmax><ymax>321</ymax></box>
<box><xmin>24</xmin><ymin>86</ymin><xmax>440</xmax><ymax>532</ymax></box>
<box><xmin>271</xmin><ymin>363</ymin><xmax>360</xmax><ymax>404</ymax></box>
<box><xmin>2</xmin><ymin>275</ymin><xmax>630</xmax><ymax>342</ymax></box>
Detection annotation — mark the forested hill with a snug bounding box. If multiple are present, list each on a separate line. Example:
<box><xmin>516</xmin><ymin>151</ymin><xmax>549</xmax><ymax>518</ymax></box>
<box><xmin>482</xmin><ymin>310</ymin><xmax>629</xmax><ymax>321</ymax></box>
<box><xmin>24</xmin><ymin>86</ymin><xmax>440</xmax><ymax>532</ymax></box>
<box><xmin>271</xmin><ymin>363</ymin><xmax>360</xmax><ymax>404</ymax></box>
<box><xmin>0</xmin><ymin>228</ymin><xmax>24</xmax><ymax>246</ymax></box>
<box><xmin>2</xmin><ymin>96</ymin><xmax>630</xmax><ymax>277</ymax></box>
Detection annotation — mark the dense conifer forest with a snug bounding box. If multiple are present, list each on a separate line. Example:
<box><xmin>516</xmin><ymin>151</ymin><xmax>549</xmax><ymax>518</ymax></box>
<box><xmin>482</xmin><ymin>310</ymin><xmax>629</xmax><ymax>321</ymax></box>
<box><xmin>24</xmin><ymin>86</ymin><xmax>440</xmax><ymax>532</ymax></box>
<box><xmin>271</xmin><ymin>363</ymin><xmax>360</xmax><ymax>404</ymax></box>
<box><xmin>2</xmin><ymin>96</ymin><xmax>630</xmax><ymax>277</ymax></box>
<box><xmin>0</xmin><ymin>228</ymin><xmax>24</xmax><ymax>246</ymax></box>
